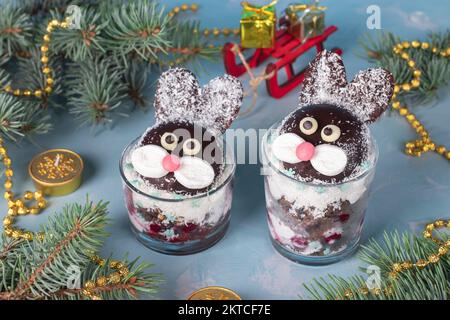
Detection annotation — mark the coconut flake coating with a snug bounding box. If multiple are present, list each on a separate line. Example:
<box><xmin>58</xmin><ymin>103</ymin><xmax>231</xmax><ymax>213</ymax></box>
<box><xmin>299</xmin><ymin>50</ymin><xmax>394</xmax><ymax>124</ymax></box>
<box><xmin>154</xmin><ymin>68</ymin><xmax>243</xmax><ymax>133</ymax></box>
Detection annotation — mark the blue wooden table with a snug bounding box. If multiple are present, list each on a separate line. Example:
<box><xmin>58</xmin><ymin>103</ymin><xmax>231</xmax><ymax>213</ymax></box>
<box><xmin>2</xmin><ymin>0</ymin><xmax>450</xmax><ymax>299</ymax></box>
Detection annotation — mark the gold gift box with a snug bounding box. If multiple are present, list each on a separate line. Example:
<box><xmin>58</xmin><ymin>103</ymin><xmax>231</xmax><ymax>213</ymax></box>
<box><xmin>240</xmin><ymin>2</ymin><xmax>277</xmax><ymax>49</ymax></box>
<box><xmin>285</xmin><ymin>3</ymin><xmax>326</xmax><ymax>40</ymax></box>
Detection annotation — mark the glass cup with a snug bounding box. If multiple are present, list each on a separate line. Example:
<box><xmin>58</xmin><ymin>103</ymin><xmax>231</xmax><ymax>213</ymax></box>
<box><xmin>261</xmin><ymin>122</ymin><xmax>378</xmax><ymax>265</ymax></box>
<box><xmin>120</xmin><ymin>137</ymin><xmax>235</xmax><ymax>255</ymax></box>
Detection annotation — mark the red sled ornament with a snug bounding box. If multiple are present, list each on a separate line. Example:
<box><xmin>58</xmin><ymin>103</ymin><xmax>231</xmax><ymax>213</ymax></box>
<box><xmin>223</xmin><ymin>25</ymin><xmax>342</xmax><ymax>99</ymax></box>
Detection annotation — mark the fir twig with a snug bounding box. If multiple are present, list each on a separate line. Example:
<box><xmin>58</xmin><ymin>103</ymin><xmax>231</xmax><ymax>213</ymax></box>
<box><xmin>0</xmin><ymin>93</ymin><xmax>52</xmax><ymax>141</ymax></box>
<box><xmin>47</xmin><ymin>7</ymin><xmax>107</xmax><ymax>61</ymax></box>
<box><xmin>359</xmin><ymin>31</ymin><xmax>450</xmax><ymax>106</ymax></box>
<box><xmin>103</xmin><ymin>0</ymin><xmax>172</xmax><ymax>63</ymax></box>
<box><xmin>15</xmin><ymin>0</ymin><xmax>87</xmax><ymax>17</ymax></box>
<box><xmin>304</xmin><ymin>231</ymin><xmax>450</xmax><ymax>300</ymax></box>
<box><xmin>0</xmin><ymin>4</ymin><xmax>33</xmax><ymax>57</ymax></box>
<box><xmin>158</xmin><ymin>20</ymin><xmax>220</xmax><ymax>69</ymax></box>
<box><xmin>0</xmin><ymin>200</ymin><xmax>160</xmax><ymax>300</ymax></box>
<box><xmin>6</xmin><ymin>201</ymin><xmax>109</xmax><ymax>299</ymax></box>
<box><xmin>66</xmin><ymin>56</ymin><xmax>127</xmax><ymax>126</ymax></box>
<box><xmin>123</xmin><ymin>59</ymin><xmax>150</xmax><ymax>109</ymax></box>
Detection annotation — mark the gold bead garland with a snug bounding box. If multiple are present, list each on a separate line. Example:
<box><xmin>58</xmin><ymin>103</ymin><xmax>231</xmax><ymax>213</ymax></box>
<box><xmin>387</xmin><ymin>219</ymin><xmax>450</xmax><ymax>279</ymax></box>
<box><xmin>83</xmin><ymin>255</ymin><xmax>130</xmax><ymax>300</ymax></box>
<box><xmin>168</xmin><ymin>2</ymin><xmax>199</xmax><ymax>17</ymax></box>
<box><xmin>0</xmin><ymin>19</ymin><xmax>73</xmax><ymax>240</ymax></box>
<box><xmin>1</xmin><ymin>136</ymin><xmax>47</xmax><ymax>241</ymax></box>
<box><xmin>390</xmin><ymin>41</ymin><xmax>450</xmax><ymax>160</ymax></box>
<box><xmin>0</xmin><ymin>18</ymin><xmax>70</xmax><ymax>97</ymax></box>
<box><xmin>169</xmin><ymin>3</ymin><xmax>238</xmax><ymax>40</ymax></box>
<box><xmin>202</xmin><ymin>27</ymin><xmax>240</xmax><ymax>38</ymax></box>
<box><xmin>339</xmin><ymin>219</ymin><xmax>450</xmax><ymax>300</ymax></box>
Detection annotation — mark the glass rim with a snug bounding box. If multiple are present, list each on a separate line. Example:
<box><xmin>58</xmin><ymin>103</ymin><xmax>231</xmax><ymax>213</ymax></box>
<box><xmin>119</xmin><ymin>136</ymin><xmax>236</xmax><ymax>202</ymax></box>
<box><xmin>262</xmin><ymin>121</ymin><xmax>379</xmax><ymax>187</ymax></box>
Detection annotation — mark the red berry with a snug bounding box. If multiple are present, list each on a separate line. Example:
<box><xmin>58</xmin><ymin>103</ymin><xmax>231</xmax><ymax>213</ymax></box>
<box><xmin>291</xmin><ymin>235</ymin><xmax>309</xmax><ymax>248</ymax></box>
<box><xmin>339</xmin><ymin>213</ymin><xmax>350</xmax><ymax>222</ymax></box>
<box><xmin>183</xmin><ymin>223</ymin><xmax>198</xmax><ymax>233</ymax></box>
<box><xmin>148</xmin><ymin>223</ymin><xmax>161</xmax><ymax>234</ymax></box>
<box><xmin>324</xmin><ymin>233</ymin><xmax>342</xmax><ymax>244</ymax></box>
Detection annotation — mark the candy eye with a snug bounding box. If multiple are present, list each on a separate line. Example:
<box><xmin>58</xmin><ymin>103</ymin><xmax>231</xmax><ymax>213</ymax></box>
<box><xmin>183</xmin><ymin>138</ymin><xmax>201</xmax><ymax>156</ymax></box>
<box><xmin>299</xmin><ymin>117</ymin><xmax>318</xmax><ymax>135</ymax></box>
<box><xmin>161</xmin><ymin>132</ymin><xmax>178</xmax><ymax>151</ymax></box>
<box><xmin>321</xmin><ymin>125</ymin><xmax>341</xmax><ymax>143</ymax></box>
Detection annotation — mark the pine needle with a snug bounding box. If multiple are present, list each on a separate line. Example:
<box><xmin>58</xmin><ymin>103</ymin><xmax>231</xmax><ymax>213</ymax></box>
<box><xmin>358</xmin><ymin>30</ymin><xmax>450</xmax><ymax>106</ymax></box>
<box><xmin>304</xmin><ymin>231</ymin><xmax>450</xmax><ymax>300</ymax></box>
<box><xmin>0</xmin><ymin>199</ymin><xmax>160</xmax><ymax>300</ymax></box>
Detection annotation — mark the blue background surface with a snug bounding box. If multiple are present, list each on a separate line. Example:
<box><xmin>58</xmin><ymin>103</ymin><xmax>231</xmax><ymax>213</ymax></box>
<box><xmin>1</xmin><ymin>0</ymin><xmax>450</xmax><ymax>299</ymax></box>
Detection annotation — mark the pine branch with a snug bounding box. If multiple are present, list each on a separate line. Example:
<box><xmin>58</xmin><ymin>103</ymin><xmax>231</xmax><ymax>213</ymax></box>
<box><xmin>3</xmin><ymin>201</ymin><xmax>109</xmax><ymax>299</ymax></box>
<box><xmin>0</xmin><ymin>236</ymin><xmax>25</xmax><ymax>294</ymax></box>
<box><xmin>157</xmin><ymin>20</ymin><xmax>220</xmax><ymax>69</ymax></box>
<box><xmin>0</xmin><ymin>200</ymin><xmax>160</xmax><ymax>300</ymax></box>
<box><xmin>0</xmin><ymin>94</ymin><xmax>29</xmax><ymax>140</ymax></box>
<box><xmin>15</xmin><ymin>0</ymin><xmax>89</xmax><ymax>17</ymax></box>
<box><xmin>0</xmin><ymin>53</ymin><xmax>10</xmax><ymax>66</ymax></box>
<box><xmin>123</xmin><ymin>59</ymin><xmax>150</xmax><ymax>109</ymax></box>
<box><xmin>359</xmin><ymin>31</ymin><xmax>450</xmax><ymax>106</ymax></box>
<box><xmin>304</xmin><ymin>231</ymin><xmax>450</xmax><ymax>300</ymax></box>
<box><xmin>0</xmin><ymin>4</ymin><xmax>33</xmax><ymax>57</ymax></box>
<box><xmin>0</xmin><ymin>68</ymin><xmax>9</xmax><ymax>88</ymax></box>
<box><xmin>0</xmin><ymin>238</ymin><xmax>24</xmax><ymax>261</ymax></box>
<box><xmin>16</xmin><ymin>100</ymin><xmax>52</xmax><ymax>137</ymax></box>
<box><xmin>55</xmin><ymin>257</ymin><xmax>160</xmax><ymax>300</ymax></box>
<box><xmin>102</xmin><ymin>0</ymin><xmax>173</xmax><ymax>63</ymax></box>
<box><xmin>0</xmin><ymin>93</ymin><xmax>52</xmax><ymax>141</ymax></box>
<box><xmin>47</xmin><ymin>7</ymin><xmax>107</xmax><ymax>61</ymax></box>
<box><xmin>66</xmin><ymin>56</ymin><xmax>127</xmax><ymax>126</ymax></box>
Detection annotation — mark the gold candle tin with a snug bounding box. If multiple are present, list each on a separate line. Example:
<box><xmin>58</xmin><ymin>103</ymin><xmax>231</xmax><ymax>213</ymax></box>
<box><xmin>28</xmin><ymin>149</ymin><xmax>83</xmax><ymax>197</ymax></box>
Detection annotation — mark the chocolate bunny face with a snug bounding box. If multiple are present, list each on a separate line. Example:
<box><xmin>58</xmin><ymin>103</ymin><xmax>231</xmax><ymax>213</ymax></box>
<box><xmin>272</xmin><ymin>51</ymin><xmax>394</xmax><ymax>183</ymax></box>
<box><xmin>131</xmin><ymin>68</ymin><xmax>243</xmax><ymax>195</ymax></box>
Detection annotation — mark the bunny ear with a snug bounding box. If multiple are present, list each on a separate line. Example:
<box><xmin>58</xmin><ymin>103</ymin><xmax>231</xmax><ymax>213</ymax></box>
<box><xmin>154</xmin><ymin>68</ymin><xmax>201</xmax><ymax>123</ymax></box>
<box><xmin>342</xmin><ymin>68</ymin><xmax>394</xmax><ymax>123</ymax></box>
<box><xmin>199</xmin><ymin>74</ymin><xmax>243</xmax><ymax>133</ymax></box>
<box><xmin>154</xmin><ymin>69</ymin><xmax>243</xmax><ymax>133</ymax></box>
<box><xmin>299</xmin><ymin>50</ymin><xmax>348</xmax><ymax>106</ymax></box>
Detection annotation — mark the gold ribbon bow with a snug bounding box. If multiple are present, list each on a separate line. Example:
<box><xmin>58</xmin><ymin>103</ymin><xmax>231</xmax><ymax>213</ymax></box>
<box><xmin>241</xmin><ymin>0</ymin><xmax>278</xmax><ymax>19</ymax></box>
<box><xmin>288</xmin><ymin>3</ymin><xmax>327</xmax><ymax>12</ymax></box>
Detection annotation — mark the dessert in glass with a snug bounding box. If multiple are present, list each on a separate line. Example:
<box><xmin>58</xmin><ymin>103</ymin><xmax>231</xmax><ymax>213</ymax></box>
<box><xmin>120</xmin><ymin>68</ymin><xmax>243</xmax><ymax>255</ymax></box>
<box><xmin>261</xmin><ymin>51</ymin><xmax>394</xmax><ymax>265</ymax></box>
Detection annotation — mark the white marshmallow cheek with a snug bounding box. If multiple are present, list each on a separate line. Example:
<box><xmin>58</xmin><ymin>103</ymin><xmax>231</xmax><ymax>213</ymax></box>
<box><xmin>131</xmin><ymin>145</ymin><xmax>168</xmax><ymax>178</ymax></box>
<box><xmin>174</xmin><ymin>157</ymin><xmax>215</xmax><ymax>189</ymax></box>
<box><xmin>272</xmin><ymin>133</ymin><xmax>305</xmax><ymax>164</ymax></box>
<box><xmin>310</xmin><ymin>144</ymin><xmax>348</xmax><ymax>177</ymax></box>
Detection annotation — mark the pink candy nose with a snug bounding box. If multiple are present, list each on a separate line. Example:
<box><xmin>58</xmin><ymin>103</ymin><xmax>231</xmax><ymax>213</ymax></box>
<box><xmin>296</xmin><ymin>142</ymin><xmax>315</xmax><ymax>161</ymax></box>
<box><xmin>162</xmin><ymin>154</ymin><xmax>181</xmax><ymax>172</ymax></box>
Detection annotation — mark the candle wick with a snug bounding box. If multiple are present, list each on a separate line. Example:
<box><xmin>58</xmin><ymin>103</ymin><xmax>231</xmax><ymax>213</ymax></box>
<box><xmin>54</xmin><ymin>155</ymin><xmax>60</xmax><ymax>167</ymax></box>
